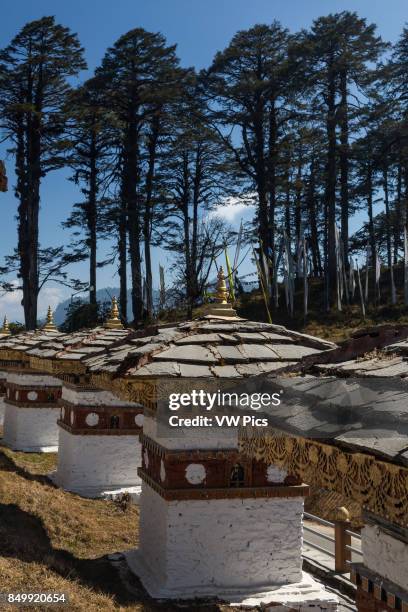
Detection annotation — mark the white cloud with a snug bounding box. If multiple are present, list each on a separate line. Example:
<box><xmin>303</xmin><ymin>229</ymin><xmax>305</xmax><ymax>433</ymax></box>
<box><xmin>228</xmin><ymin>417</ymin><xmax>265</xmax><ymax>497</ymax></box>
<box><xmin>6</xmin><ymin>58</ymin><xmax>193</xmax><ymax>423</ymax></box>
<box><xmin>0</xmin><ymin>282</ymin><xmax>69</xmax><ymax>324</ymax></box>
<box><xmin>0</xmin><ymin>284</ymin><xmax>23</xmax><ymax>323</ymax></box>
<box><xmin>38</xmin><ymin>286</ymin><xmax>69</xmax><ymax>317</ymax></box>
<box><xmin>210</xmin><ymin>194</ymin><xmax>256</xmax><ymax>223</ymax></box>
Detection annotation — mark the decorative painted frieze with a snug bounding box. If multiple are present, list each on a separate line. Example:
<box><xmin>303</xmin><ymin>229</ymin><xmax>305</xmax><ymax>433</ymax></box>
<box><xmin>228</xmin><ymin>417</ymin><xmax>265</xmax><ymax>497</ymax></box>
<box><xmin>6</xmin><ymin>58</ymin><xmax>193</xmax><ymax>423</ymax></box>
<box><xmin>139</xmin><ymin>434</ymin><xmax>305</xmax><ymax>501</ymax></box>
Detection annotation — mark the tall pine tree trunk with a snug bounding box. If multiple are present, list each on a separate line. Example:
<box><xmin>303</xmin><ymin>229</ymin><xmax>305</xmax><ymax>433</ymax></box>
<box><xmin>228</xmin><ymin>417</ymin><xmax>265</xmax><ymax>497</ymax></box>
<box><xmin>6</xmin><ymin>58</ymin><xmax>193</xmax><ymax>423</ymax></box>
<box><xmin>128</xmin><ymin>191</ymin><xmax>143</xmax><ymax>323</ymax></box>
<box><xmin>18</xmin><ymin>60</ymin><xmax>40</xmax><ymax>330</ymax></box>
<box><xmin>382</xmin><ymin>164</ymin><xmax>396</xmax><ymax>301</ymax></box>
<box><xmin>88</xmin><ymin>132</ymin><xmax>97</xmax><ymax>306</ymax></box>
<box><xmin>294</xmin><ymin>151</ymin><xmax>302</xmax><ymax>278</ymax></box>
<box><xmin>394</xmin><ymin>154</ymin><xmax>402</xmax><ymax>264</ymax></box>
<box><xmin>253</xmin><ymin>108</ymin><xmax>270</xmax><ymax>285</ymax></box>
<box><xmin>268</xmin><ymin>100</ymin><xmax>277</xmax><ymax>293</ymax></box>
<box><xmin>191</xmin><ymin>145</ymin><xmax>202</xmax><ymax>308</ymax></box>
<box><xmin>124</xmin><ymin>121</ymin><xmax>143</xmax><ymax>323</ymax></box>
<box><xmin>367</xmin><ymin>163</ymin><xmax>376</xmax><ymax>301</ymax></box>
<box><xmin>23</xmin><ymin>105</ymin><xmax>41</xmax><ymax>329</ymax></box>
<box><xmin>306</xmin><ymin>158</ymin><xmax>322</xmax><ymax>276</ymax></box>
<box><xmin>285</xmin><ymin>165</ymin><xmax>291</xmax><ymax>245</ymax></box>
<box><xmin>180</xmin><ymin>152</ymin><xmax>193</xmax><ymax>319</ymax></box>
<box><xmin>143</xmin><ymin>114</ymin><xmax>160</xmax><ymax>319</ymax></box>
<box><xmin>339</xmin><ymin>68</ymin><xmax>349</xmax><ymax>270</ymax></box>
<box><xmin>118</xmin><ymin>190</ymin><xmax>128</xmax><ymax>323</ymax></box>
<box><xmin>325</xmin><ymin>61</ymin><xmax>337</xmax><ymax>307</ymax></box>
<box><xmin>383</xmin><ymin>165</ymin><xmax>392</xmax><ymax>269</ymax></box>
<box><xmin>183</xmin><ymin>204</ymin><xmax>193</xmax><ymax>319</ymax></box>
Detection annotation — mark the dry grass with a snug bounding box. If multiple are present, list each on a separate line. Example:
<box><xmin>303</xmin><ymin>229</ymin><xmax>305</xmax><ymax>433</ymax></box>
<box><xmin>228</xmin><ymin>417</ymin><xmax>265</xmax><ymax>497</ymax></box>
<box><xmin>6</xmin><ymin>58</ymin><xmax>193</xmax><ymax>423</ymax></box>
<box><xmin>234</xmin><ymin>286</ymin><xmax>408</xmax><ymax>343</ymax></box>
<box><xmin>0</xmin><ymin>443</ymin><xmax>240</xmax><ymax>611</ymax></box>
<box><xmin>0</xmin><ymin>445</ymin><xmax>138</xmax><ymax>559</ymax></box>
<box><xmin>0</xmin><ymin>442</ymin><xmax>141</xmax><ymax>610</ymax></box>
<box><xmin>0</xmin><ymin>558</ymin><xmax>120</xmax><ymax>611</ymax></box>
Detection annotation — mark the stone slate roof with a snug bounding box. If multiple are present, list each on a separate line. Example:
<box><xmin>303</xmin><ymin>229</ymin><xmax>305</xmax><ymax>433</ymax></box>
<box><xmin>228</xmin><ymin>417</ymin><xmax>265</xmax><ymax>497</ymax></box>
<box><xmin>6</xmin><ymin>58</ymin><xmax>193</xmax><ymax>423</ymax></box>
<box><xmin>259</xmin><ymin>372</ymin><xmax>408</xmax><ymax>467</ymax></box>
<box><xmin>0</xmin><ymin>330</ymin><xmax>62</xmax><ymax>359</ymax></box>
<box><xmin>86</xmin><ymin>317</ymin><xmax>337</xmax><ymax>379</ymax></box>
<box><xmin>258</xmin><ymin>338</ymin><xmax>408</xmax><ymax>467</ymax></box>
<box><xmin>0</xmin><ymin>327</ymin><xmax>133</xmax><ymax>367</ymax></box>
<box><xmin>313</xmin><ymin>346</ymin><xmax>408</xmax><ymax>379</ymax></box>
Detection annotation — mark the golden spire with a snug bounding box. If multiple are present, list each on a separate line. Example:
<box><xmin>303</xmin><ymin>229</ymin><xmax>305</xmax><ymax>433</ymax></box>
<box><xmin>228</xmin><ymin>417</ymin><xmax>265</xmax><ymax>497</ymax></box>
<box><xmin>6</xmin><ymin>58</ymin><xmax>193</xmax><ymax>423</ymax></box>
<box><xmin>215</xmin><ymin>266</ymin><xmax>228</xmax><ymax>304</ymax></box>
<box><xmin>105</xmin><ymin>296</ymin><xmax>124</xmax><ymax>329</ymax></box>
<box><xmin>207</xmin><ymin>266</ymin><xmax>238</xmax><ymax>319</ymax></box>
<box><xmin>0</xmin><ymin>315</ymin><xmax>10</xmax><ymax>335</ymax></box>
<box><xmin>43</xmin><ymin>306</ymin><xmax>57</xmax><ymax>331</ymax></box>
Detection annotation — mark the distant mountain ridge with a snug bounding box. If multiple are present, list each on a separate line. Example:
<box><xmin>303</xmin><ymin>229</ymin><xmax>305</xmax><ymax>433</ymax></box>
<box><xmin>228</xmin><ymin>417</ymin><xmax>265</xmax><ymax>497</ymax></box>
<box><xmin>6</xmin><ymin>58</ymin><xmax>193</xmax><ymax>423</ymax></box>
<box><xmin>54</xmin><ymin>287</ymin><xmax>160</xmax><ymax>325</ymax></box>
<box><xmin>54</xmin><ymin>280</ymin><xmax>255</xmax><ymax>325</ymax></box>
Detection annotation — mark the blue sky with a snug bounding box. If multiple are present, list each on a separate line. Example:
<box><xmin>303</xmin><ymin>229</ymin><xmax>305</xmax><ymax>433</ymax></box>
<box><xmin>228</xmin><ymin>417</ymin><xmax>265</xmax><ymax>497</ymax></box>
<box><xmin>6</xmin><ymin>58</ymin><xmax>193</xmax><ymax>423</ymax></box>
<box><xmin>0</xmin><ymin>0</ymin><xmax>407</xmax><ymax>321</ymax></box>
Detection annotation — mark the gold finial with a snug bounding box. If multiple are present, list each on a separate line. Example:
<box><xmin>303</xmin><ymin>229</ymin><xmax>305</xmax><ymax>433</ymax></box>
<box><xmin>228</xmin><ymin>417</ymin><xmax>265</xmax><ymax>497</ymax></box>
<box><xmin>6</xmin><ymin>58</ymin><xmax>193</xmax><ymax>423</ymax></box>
<box><xmin>215</xmin><ymin>266</ymin><xmax>228</xmax><ymax>304</ymax></box>
<box><xmin>43</xmin><ymin>306</ymin><xmax>57</xmax><ymax>331</ymax></box>
<box><xmin>206</xmin><ymin>266</ymin><xmax>238</xmax><ymax>319</ymax></box>
<box><xmin>0</xmin><ymin>315</ymin><xmax>10</xmax><ymax>335</ymax></box>
<box><xmin>105</xmin><ymin>296</ymin><xmax>123</xmax><ymax>329</ymax></box>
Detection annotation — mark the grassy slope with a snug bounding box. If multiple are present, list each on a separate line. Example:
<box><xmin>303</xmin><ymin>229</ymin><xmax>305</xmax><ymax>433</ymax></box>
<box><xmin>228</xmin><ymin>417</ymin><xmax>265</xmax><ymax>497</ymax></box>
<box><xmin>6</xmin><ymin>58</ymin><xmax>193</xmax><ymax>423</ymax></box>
<box><xmin>236</xmin><ymin>286</ymin><xmax>408</xmax><ymax>342</ymax></box>
<box><xmin>0</xmin><ymin>443</ymin><xmax>238</xmax><ymax>611</ymax></box>
<box><xmin>0</xmin><ymin>444</ymin><xmax>140</xmax><ymax>611</ymax></box>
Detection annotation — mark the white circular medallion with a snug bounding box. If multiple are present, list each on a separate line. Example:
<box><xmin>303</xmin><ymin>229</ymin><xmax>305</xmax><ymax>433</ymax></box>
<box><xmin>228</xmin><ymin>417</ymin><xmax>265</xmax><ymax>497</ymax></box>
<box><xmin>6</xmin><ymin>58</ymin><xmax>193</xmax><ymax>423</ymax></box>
<box><xmin>144</xmin><ymin>449</ymin><xmax>149</xmax><ymax>469</ymax></box>
<box><xmin>185</xmin><ymin>463</ymin><xmax>206</xmax><ymax>485</ymax></box>
<box><xmin>134</xmin><ymin>413</ymin><xmax>144</xmax><ymax>427</ymax></box>
<box><xmin>85</xmin><ymin>412</ymin><xmax>99</xmax><ymax>427</ymax></box>
<box><xmin>160</xmin><ymin>459</ymin><xmax>166</xmax><ymax>483</ymax></box>
<box><xmin>266</xmin><ymin>464</ymin><xmax>287</xmax><ymax>483</ymax></box>
<box><xmin>27</xmin><ymin>391</ymin><xmax>38</xmax><ymax>401</ymax></box>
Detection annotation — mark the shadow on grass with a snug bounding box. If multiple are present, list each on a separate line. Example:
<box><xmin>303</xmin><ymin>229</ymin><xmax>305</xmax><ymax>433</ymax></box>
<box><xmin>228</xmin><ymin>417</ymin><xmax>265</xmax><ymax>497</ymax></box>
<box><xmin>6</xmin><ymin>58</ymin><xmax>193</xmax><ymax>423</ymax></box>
<box><xmin>0</xmin><ymin>447</ymin><xmax>56</xmax><ymax>488</ymax></box>
<box><xmin>0</xmin><ymin>498</ymin><xmax>224</xmax><ymax>610</ymax></box>
<box><xmin>0</xmin><ymin>502</ymin><xmax>152</xmax><ymax>608</ymax></box>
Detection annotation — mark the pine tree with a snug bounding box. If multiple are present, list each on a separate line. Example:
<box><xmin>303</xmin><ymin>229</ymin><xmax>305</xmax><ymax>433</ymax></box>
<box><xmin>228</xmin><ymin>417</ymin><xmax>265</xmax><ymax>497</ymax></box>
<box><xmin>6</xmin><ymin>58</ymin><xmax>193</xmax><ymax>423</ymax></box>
<box><xmin>0</xmin><ymin>17</ymin><xmax>86</xmax><ymax>329</ymax></box>
<box><xmin>159</xmin><ymin>75</ymin><xmax>235</xmax><ymax>316</ymax></box>
<box><xmin>206</xmin><ymin>22</ymin><xmax>296</xmax><ymax>289</ymax></box>
<box><xmin>95</xmin><ymin>28</ymin><xmax>181</xmax><ymax>323</ymax></box>
<box><xmin>64</xmin><ymin>76</ymin><xmax>116</xmax><ymax>306</ymax></box>
<box><xmin>293</xmin><ymin>13</ymin><xmax>385</xmax><ymax>306</ymax></box>
<box><xmin>334</xmin><ymin>12</ymin><xmax>386</xmax><ymax>267</ymax></box>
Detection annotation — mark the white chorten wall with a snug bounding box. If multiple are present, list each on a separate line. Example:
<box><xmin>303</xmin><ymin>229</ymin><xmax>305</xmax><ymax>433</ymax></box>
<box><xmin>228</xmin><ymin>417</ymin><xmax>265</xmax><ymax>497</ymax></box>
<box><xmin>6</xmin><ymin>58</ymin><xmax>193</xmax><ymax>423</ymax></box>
<box><xmin>54</xmin><ymin>427</ymin><xmax>142</xmax><ymax>497</ymax></box>
<box><xmin>361</xmin><ymin>523</ymin><xmax>408</xmax><ymax>589</ymax></box>
<box><xmin>53</xmin><ymin>384</ymin><xmax>143</xmax><ymax>498</ymax></box>
<box><xmin>3</xmin><ymin>373</ymin><xmax>61</xmax><ymax>452</ymax></box>
<box><xmin>3</xmin><ymin>403</ymin><xmax>60</xmax><ymax>452</ymax></box>
<box><xmin>135</xmin><ymin>484</ymin><xmax>303</xmax><ymax>597</ymax></box>
<box><xmin>128</xmin><ymin>412</ymin><xmax>335</xmax><ymax>605</ymax></box>
<box><xmin>0</xmin><ymin>370</ymin><xmax>7</xmax><ymax>427</ymax></box>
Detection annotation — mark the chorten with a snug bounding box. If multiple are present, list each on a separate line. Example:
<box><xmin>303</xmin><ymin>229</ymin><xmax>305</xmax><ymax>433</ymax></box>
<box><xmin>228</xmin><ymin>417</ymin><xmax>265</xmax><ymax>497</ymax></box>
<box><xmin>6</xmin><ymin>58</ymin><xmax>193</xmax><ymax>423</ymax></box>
<box><xmin>206</xmin><ymin>266</ymin><xmax>238</xmax><ymax>318</ymax></box>
<box><xmin>0</xmin><ymin>315</ymin><xmax>10</xmax><ymax>336</ymax></box>
<box><xmin>43</xmin><ymin>306</ymin><xmax>57</xmax><ymax>331</ymax></box>
<box><xmin>0</xmin><ymin>317</ymin><xmax>10</xmax><ymax>425</ymax></box>
<box><xmin>104</xmin><ymin>297</ymin><xmax>123</xmax><ymax>330</ymax></box>
<box><xmin>310</xmin><ymin>338</ymin><xmax>408</xmax><ymax>612</ymax></box>
<box><xmin>90</xmin><ymin>276</ymin><xmax>338</xmax><ymax>607</ymax></box>
<box><xmin>26</xmin><ymin>305</ymin><xmax>144</xmax><ymax>498</ymax></box>
<box><xmin>1</xmin><ymin>328</ymin><xmax>63</xmax><ymax>452</ymax></box>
